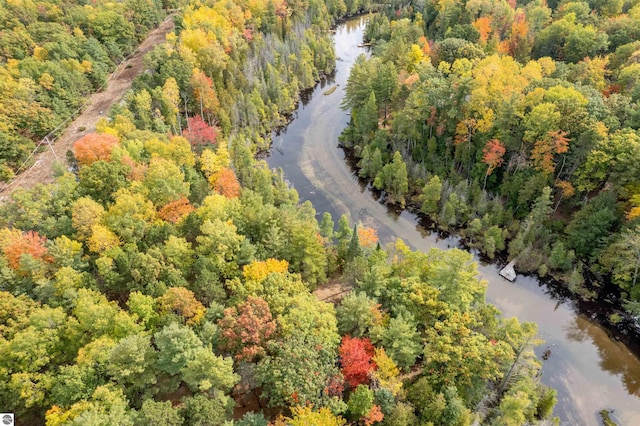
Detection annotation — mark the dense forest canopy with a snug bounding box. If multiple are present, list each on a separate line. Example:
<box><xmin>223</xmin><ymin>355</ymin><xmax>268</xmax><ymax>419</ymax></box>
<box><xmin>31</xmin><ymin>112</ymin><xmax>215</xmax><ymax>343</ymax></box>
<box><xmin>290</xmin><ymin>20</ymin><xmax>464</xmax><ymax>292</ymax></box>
<box><xmin>341</xmin><ymin>0</ymin><xmax>640</xmax><ymax>318</ymax></box>
<box><xmin>0</xmin><ymin>0</ymin><xmax>563</xmax><ymax>425</ymax></box>
<box><xmin>0</xmin><ymin>0</ymin><xmax>168</xmax><ymax>180</ymax></box>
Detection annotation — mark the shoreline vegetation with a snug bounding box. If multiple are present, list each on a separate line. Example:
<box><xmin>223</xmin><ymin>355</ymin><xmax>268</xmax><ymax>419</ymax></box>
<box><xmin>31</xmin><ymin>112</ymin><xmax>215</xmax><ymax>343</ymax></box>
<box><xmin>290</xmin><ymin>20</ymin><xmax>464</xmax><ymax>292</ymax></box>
<box><xmin>338</xmin><ymin>1</ymin><xmax>640</xmax><ymax>357</ymax></box>
<box><xmin>0</xmin><ymin>0</ymin><xmax>615</xmax><ymax>425</ymax></box>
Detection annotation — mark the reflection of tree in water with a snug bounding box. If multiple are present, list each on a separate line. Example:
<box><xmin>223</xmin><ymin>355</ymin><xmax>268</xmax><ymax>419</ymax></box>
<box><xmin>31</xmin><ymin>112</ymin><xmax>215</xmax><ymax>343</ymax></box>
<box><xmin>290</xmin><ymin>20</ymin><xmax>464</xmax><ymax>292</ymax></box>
<box><xmin>563</xmin><ymin>316</ymin><xmax>588</xmax><ymax>343</ymax></box>
<box><xmin>564</xmin><ymin>314</ymin><xmax>640</xmax><ymax>396</ymax></box>
<box><xmin>344</xmin><ymin>16</ymin><xmax>368</xmax><ymax>33</ymax></box>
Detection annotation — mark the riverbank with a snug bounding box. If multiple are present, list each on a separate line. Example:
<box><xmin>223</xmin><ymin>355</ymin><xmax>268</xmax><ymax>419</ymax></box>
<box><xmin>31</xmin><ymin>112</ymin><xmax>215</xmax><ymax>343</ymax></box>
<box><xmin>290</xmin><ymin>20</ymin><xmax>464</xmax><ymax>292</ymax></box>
<box><xmin>340</xmin><ymin>140</ymin><xmax>640</xmax><ymax>361</ymax></box>
<box><xmin>265</xmin><ymin>15</ymin><xmax>640</xmax><ymax>425</ymax></box>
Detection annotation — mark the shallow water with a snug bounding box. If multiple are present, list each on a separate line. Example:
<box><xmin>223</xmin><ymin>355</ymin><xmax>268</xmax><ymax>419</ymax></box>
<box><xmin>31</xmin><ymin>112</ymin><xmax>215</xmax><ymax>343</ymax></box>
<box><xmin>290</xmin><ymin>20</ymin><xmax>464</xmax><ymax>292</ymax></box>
<box><xmin>266</xmin><ymin>15</ymin><xmax>640</xmax><ymax>425</ymax></box>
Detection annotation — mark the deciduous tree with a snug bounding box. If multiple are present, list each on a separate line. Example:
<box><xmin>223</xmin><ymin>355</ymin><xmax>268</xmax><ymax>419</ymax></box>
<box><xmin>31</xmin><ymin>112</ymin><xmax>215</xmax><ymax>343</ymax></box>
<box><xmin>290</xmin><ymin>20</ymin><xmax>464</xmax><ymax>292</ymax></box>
<box><xmin>217</xmin><ymin>296</ymin><xmax>276</xmax><ymax>362</ymax></box>
<box><xmin>339</xmin><ymin>336</ymin><xmax>376</xmax><ymax>389</ymax></box>
<box><xmin>73</xmin><ymin>133</ymin><xmax>120</xmax><ymax>166</ymax></box>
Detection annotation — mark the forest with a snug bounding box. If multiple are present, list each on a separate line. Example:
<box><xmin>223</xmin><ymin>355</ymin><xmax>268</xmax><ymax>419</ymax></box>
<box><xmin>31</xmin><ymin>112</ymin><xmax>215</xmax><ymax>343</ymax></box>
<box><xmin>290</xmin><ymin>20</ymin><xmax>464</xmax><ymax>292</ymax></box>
<box><xmin>0</xmin><ymin>0</ymin><xmax>563</xmax><ymax>425</ymax></box>
<box><xmin>340</xmin><ymin>0</ymin><xmax>640</xmax><ymax>320</ymax></box>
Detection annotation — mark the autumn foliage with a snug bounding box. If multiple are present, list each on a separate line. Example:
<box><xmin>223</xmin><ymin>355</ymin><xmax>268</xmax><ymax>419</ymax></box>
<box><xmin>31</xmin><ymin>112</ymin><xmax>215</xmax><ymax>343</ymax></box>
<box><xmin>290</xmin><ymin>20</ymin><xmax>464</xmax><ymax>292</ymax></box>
<box><xmin>218</xmin><ymin>296</ymin><xmax>277</xmax><ymax>362</ymax></box>
<box><xmin>473</xmin><ymin>17</ymin><xmax>493</xmax><ymax>45</ymax></box>
<box><xmin>482</xmin><ymin>139</ymin><xmax>506</xmax><ymax>176</ymax></box>
<box><xmin>339</xmin><ymin>336</ymin><xmax>376</xmax><ymax>389</ymax></box>
<box><xmin>158</xmin><ymin>287</ymin><xmax>206</xmax><ymax>325</ymax></box>
<box><xmin>357</xmin><ymin>226</ymin><xmax>379</xmax><ymax>248</ymax></box>
<box><xmin>243</xmin><ymin>258</ymin><xmax>289</xmax><ymax>282</ymax></box>
<box><xmin>158</xmin><ymin>197</ymin><xmax>195</xmax><ymax>223</ymax></box>
<box><xmin>183</xmin><ymin>115</ymin><xmax>219</xmax><ymax>149</ymax></box>
<box><xmin>190</xmin><ymin>71</ymin><xmax>220</xmax><ymax>118</ymax></box>
<box><xmin>73</xmin><ymin>133</ymin><xmax>120</xmax><ymax>166</ymax></box>
<box><xmin>3</xmin><ymin>230</ymin><xmax>48</xmax><ymax>270</ymax></box>
<box><xmin>363</xmin><ymin>405</ymin><xmax>384</xmax><ymax>426</ymax></box>
<box><xmin>212</xmin><ymin>167</ymin><xmax>241</xmax><ymax>198</ymax></box>
<box><xmin>531</xmin><ymin>130</ymin><xmax>569</xmax><ymax>175</ymax></box>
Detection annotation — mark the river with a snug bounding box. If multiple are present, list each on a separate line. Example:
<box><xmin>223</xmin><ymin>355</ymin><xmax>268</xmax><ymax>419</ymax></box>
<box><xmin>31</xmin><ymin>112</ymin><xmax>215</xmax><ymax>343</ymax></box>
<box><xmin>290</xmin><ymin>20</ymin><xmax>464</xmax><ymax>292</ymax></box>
<box><xmin>266</xmin><ymin>15</ymin><xmax>640</xmax><ymax>425</ymax></box>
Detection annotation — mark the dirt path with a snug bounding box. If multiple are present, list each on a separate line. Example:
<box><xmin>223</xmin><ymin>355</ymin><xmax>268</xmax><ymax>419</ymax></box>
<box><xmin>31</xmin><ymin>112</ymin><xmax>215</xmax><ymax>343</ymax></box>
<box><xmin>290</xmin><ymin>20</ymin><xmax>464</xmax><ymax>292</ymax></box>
<box><xmin>0</xmin><ymin>15</ymin><xmax>176</xmax><ymax>202</ymax></box>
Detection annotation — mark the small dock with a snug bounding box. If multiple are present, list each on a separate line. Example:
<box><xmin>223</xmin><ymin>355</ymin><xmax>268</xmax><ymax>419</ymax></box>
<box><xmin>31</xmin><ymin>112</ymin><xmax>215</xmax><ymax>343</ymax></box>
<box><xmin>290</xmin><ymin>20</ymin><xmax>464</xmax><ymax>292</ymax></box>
<box><xmin>499</xmin><ymin>260</ymin><xmax>517</xmax><ymax>282</ymax></box>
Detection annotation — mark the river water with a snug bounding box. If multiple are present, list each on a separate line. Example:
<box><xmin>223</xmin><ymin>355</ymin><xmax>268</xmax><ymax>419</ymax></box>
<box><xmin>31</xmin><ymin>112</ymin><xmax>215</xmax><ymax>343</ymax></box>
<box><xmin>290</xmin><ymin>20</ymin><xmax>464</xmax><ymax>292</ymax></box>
<box><xmin>266</xmin><ymin>16</ymin><xmax>640</xmax><ymax>425</ymax></box>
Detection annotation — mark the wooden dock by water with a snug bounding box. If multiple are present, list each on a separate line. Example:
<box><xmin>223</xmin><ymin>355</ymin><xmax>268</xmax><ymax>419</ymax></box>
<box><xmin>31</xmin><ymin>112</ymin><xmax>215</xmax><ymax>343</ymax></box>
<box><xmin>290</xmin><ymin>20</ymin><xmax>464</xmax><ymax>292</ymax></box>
<box><xmin>499</xmin><ymin>260</ymin><xmax>517</xmax><ymax>282</ymax></box>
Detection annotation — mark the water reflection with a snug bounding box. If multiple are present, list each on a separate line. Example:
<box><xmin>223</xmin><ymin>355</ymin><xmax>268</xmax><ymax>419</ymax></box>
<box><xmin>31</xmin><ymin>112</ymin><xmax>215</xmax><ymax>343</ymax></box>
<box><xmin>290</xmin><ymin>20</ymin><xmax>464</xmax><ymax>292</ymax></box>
<box><xmin>265</xmin><ymin>15</ymin><xmax>640</xmax><ymax>426</ymax></box>
<box><xmin>564</xmin><ymin>314</ymin><xmax>640</xmax><ymax>396</ymax></box>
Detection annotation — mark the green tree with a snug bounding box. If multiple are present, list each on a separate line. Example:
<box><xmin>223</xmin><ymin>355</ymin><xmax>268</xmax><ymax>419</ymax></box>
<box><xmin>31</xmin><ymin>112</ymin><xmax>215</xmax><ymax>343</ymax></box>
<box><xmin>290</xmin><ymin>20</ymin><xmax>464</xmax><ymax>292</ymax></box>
<box><xmin>142</xmin><ymin>157</ymin><xmax>190</xmax><ymax>207</ymax></box>
<box><xmin>336</xmin><ymin>292</ymin><xmax>380</xmax><ymax>337</ymax></box>
<box><xmin>135</xmin><ymin>399</ymin><xmax>183</xmax><ymax>426</ymax></box>
<box><xmin>107</xmin><ymin>334</ymin><xmax>157</xmax><ymax>399</ymax></box>
<box><xmin>379</xmin><ymin>314</ymin><xmax>421</xmax><ymax>371</ymax></box>
<box><xmin>423</xmin><ymin>311</ymin><xmax>512</xmax><ymax>391</ymax></box>
<box><xmin>153</xmin><ymin>323</ymin><xmax>202</xmax><ymax>376</ymax></box>
<box><xmin>509</xmin><ymin>187</ymin><xmax>553</xmax><ymax>258</ymax></box>
<box><xmin>78</xmin><ymin>160</ymin><xmax>129</xmax><ymax>205</ymax></box>
<box><xmin>181</xmin><ymin>347</ymin><xmax>238</xmax><ymax>393</ymax></box>
<box><xmin>320</xmin><ymin>212</ymin><xmax>335</xmax><ymax>240</ymax></box>
<box><xmin>566</xmin><ymin>191</ymin><xmax>620</xmax><ymax>259</ymax></box>
<box><xmin>420</xmin><ymin>175</ymin><xmax>442</xmax><ymax>216</ymax></box>
<box><xmin>373</xmin><ymin>151</ymin><xmax>409</xmax><ymax>206</ymax></box>
<box><xmin>600</xmin><ymin>226</ymin><xmax>640</xmax><ymax>299</ymax></box>
<box><xmin>347</xmin><ymin>385</ymin><xmax>374</xmax><ymax>420</ymax></box>
<box><xmin>355</xmin><ymin>92</ymin><xmax>378</xmax><ymax>139</ymax></box>
<box><xmin>256</xmin><ymin>336</ymin><xmax>340</xmax><ymax>408</ymax></box>
<box><xmin>181</xmin><ymin>393</ymin><xmax>234</xmax><ymax>426</ymax></box>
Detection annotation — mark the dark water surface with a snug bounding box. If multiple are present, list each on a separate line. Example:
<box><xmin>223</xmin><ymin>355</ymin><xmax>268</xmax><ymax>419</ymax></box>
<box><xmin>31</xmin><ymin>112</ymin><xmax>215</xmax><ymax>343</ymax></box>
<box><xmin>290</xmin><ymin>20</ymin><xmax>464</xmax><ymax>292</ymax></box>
<box><xmin>266</xmin><ymin>16</ymin><xmax>640</xmax><ymax>425</ymax></box>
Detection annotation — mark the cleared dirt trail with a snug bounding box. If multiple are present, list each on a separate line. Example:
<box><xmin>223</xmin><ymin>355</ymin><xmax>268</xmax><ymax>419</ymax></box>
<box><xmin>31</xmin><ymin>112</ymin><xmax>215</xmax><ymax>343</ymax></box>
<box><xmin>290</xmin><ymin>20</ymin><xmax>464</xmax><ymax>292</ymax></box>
<box><xmin>0</xmin><ymin>15</ymin><xmax>176</xmax><ymax>201</ymax></box>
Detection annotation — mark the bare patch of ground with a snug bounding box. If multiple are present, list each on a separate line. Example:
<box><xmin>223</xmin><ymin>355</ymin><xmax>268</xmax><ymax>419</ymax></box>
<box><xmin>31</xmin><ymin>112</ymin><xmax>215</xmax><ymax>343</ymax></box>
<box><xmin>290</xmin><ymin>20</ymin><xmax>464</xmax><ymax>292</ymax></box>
<box><xmin>0</xmin><ymin>15</ymin><xmax>176</xmax><ymax>202</ymax></box>
<box><xmin>313</xmin><ymin>277</ymin><xmax>352</xmax><ymax>303</ymax></box>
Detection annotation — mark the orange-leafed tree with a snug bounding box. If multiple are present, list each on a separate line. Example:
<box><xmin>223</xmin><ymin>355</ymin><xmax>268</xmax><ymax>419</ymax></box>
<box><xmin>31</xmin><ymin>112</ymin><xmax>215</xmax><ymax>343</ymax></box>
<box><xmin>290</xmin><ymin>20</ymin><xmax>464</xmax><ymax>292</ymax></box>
<box><xmin>190</xmin><ymin>69</ymin><xmax>220</xmax><ymax>119</ymax></box>
<box><xmin>339</xmin><ymin>336</ymin><xmax>376</xmax><ymax>389</ymax></box>
<box><xmin>357</xmin><ymin>226</ymin><xmax>378</xmax><ymax>248</ymax></box>
<box><xmin>158</xmin><ymin>287</ymin><xmax>206</xmax><ymax>325</ymax></box>
<box><xmin>507</xmin><ymin>13</ymin><xmax>531</xmax><ymax>61</ymax></box>
<box><xmin>554</xmin><ymin>180</ymin><xmax>576</xmax><ymax>211</ymax></box>
<box><xmin>472</xmin><ymin>17</ymin><xmax>493</xmax><ymax>45</ymax></box>
<box><xmin>3</xmin><ymin>230</ymin><xmax>48</xmax><ymax>270</ymax></box>
<box><xmin>218</xmin><ymin>296</ymin><xmax>277</xmax><ymax>362</ymax></box>
<box><xmin>531</xmin><ymin>130</ymin><xmax>569</xmax><ymax>175</ymax></box>
<box><xmin>73</xmin><ymin>133</ymin><xmax>120</xmax><ymax>166</ymax></box>
<box><xmin>158</xmin><ymin>197</ymin><xmax>195</xmax><ymax>223</ymax></box>
<box><xmin>482</xmin><ymin>139</ymin><xmax>506</xmax><ymax>190</ymax></box>
<box><xmin>212</xmin><ymin>167</ymin><xmax>241</xmax><ymax>198</ymax></box>
<box><xmin>363</xmin><ymin>405</ymin><xmax>384</xmax><ymax>426</ymax></box>
<box><xmin>417</xmin><ymin>36</ymin><xmax>431</xmax><ymax>57</ymax></box>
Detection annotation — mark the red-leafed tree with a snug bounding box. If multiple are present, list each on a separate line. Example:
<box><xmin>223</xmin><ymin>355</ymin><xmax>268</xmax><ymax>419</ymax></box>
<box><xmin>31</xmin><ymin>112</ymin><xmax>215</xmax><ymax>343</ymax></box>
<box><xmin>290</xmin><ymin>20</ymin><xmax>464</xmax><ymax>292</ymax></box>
<box><xmin>3</xmin><ymin>230</ymin><xmax>48</xmax><ymax>270</ymax></box>
<box><xmin>158</xmin><ymin>196</ymin><xmax>194</xmax><ymax>223</ymax></box>
<box><xmin>213</xmin><ymin>167</ymin><xmax>241</xmax><ymax>198</ymax></box>
<box><xmin>482</xmin><ymin>139</ymin><xmax>506</xmax><ymax>190</ymax></box>
<box><xmin>72</xmin><ymin>133</ymin><xmax>119</xmax><ymax>166</ymax></box>
<box><xmin>183</xmin><ymin>115</ymin><xmax>219</xmax><ymax>152</ymax></box>
<box><xmin>339</xmin><ymin>336</ymin><xmax>376</xmax><ymax>389</ymax></box>
<box><xmin>218</xmin><ymin>296</ymin><xmax>277</xmax><ymax>362</ymax></box>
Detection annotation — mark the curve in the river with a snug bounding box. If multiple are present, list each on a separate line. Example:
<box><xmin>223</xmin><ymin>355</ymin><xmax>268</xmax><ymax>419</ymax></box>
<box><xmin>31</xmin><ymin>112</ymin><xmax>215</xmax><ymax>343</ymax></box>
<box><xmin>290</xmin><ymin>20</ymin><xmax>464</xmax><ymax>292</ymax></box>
<box><xmin>266</xmin><ymin>15</ymin><xmax>640</xmax><ymax>426</ymax></box>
